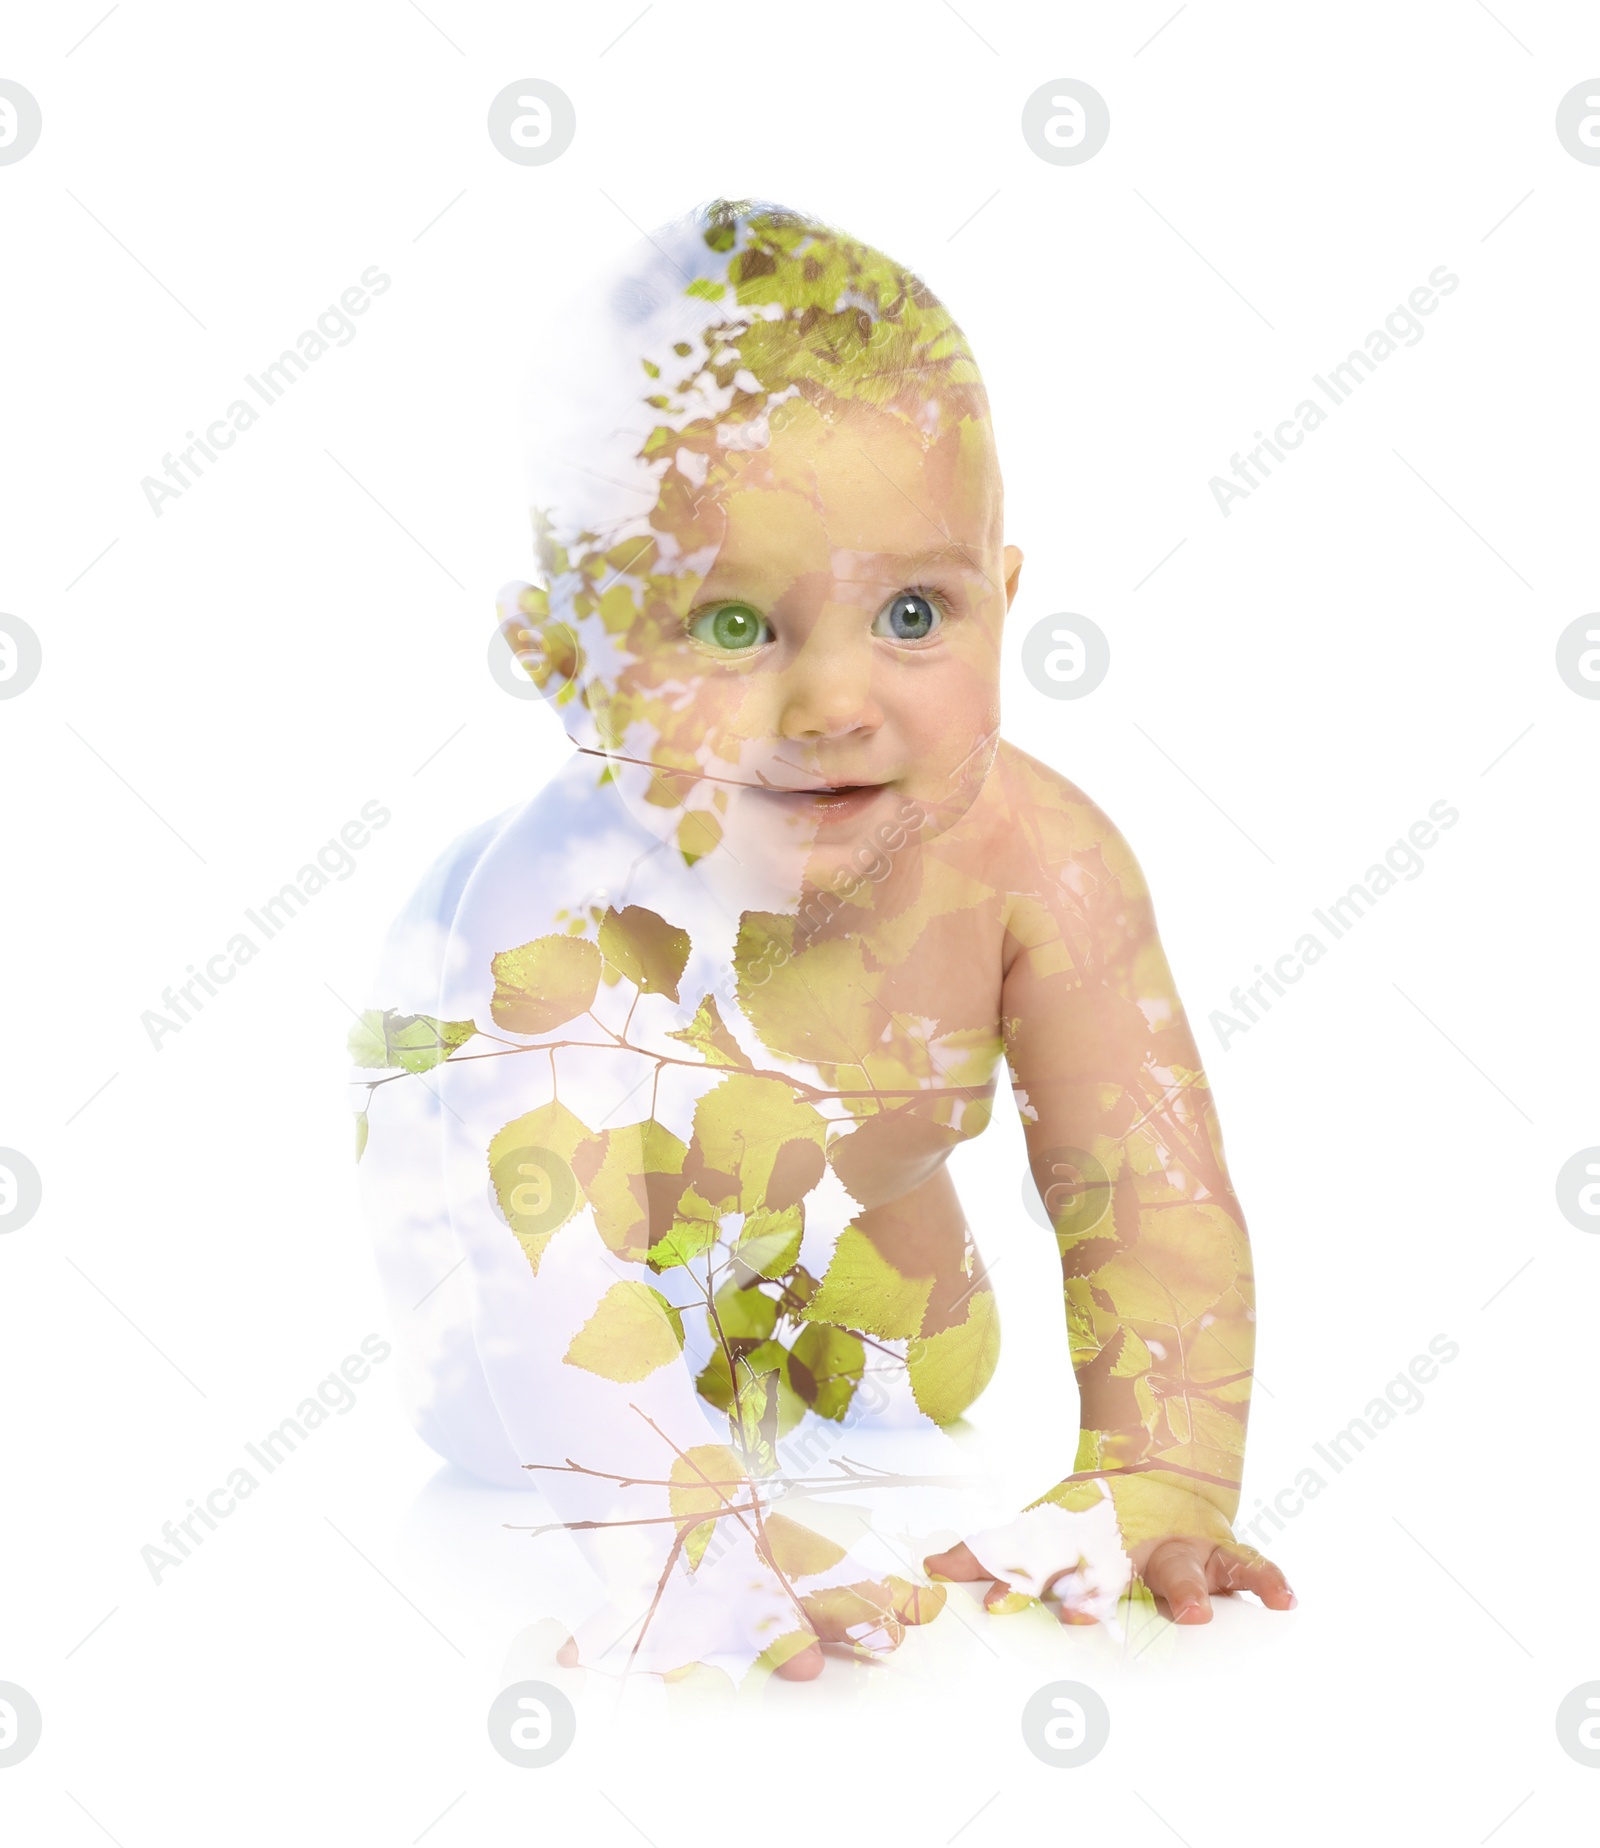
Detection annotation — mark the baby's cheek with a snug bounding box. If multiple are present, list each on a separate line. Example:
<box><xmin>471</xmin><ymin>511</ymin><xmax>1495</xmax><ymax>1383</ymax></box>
<box><xmin>689</xmin><ymin>675</ymin><xmax>777</xmax><ymax>757</ymax></box>
<box><xmin>898</xmin><ymin>679</ymin><xmax>996</xmax><ymax>780</ymax></box>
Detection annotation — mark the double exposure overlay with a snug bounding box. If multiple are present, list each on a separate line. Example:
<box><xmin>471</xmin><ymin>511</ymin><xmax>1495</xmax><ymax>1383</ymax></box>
<box><xmin>350</xmin><ymin>199</ymin><xmax>1288</xmax><ymax>1679</ymax></box>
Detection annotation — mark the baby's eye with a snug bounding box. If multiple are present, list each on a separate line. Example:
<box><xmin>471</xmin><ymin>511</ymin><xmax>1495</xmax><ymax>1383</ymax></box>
<box><xmin>873</xmin><ymin>591</ymin><xmax>942</xmax><ymax>643</ymax></box>
<box><xmin>688</xmin><ymin>602</ymin><xmax>771</xmax><ymax>652</ymax></box>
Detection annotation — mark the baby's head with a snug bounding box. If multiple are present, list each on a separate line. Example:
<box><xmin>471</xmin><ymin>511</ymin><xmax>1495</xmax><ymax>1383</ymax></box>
<box><xmin>502</xmin><ymin>199</ymin><xmax>1021</xmax><ymax>878</ymax></box>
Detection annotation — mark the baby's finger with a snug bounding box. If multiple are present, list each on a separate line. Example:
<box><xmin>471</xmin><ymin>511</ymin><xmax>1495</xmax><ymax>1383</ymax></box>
<box><xmin>1142</xmin><ymin>1543</ymin><xmax>1213</xmax><ymax>1623</ymax></box>
<box><xmin>760</xmin><ymin>1628</ymin><xmax>826</xmax><ymax>1680</ymax></box>
<box><xmin>922</xmin><ymin>1541</ymin><xmax>991</xmax><ymax>1582</ymax></box>
<box><xmin>982</xmin><ymin>1582</ymin><xmax>1037</xmax><ymax>1615</ymax></box>
<box><xmin>923</xmin><ymin>1543</ymin><xmax>1042</xmax><ymax>1614</ymax></box>
<box><xmin>1209</xmin><ymin>1543</ymin><xmax>1297</xmax><ymax>1610</ymax></box>
<box><xmin>774</xmin><ymin>1640</ymin><xmax>825</xmax><ymax>1680</ymax></box>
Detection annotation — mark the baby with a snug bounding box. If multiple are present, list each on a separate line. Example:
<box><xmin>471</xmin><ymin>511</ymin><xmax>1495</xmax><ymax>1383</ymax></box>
<box><xmin>352</xmin><ymin>199</ymin><xmax>1292</xmax><ymax>1681</ymax></box>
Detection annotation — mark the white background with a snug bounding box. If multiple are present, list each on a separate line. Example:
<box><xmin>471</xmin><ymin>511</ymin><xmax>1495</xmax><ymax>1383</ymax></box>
<box><xmin>2</xmin><ymin>0</ymin><xmax>1597</xmax><ymax>1840</ymax></box>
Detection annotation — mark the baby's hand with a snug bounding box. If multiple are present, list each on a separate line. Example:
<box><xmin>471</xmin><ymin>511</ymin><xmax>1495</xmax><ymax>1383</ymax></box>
<box><xmin>1128</xmin><ymin>1535</ymin><xmax>1295</xmax><ymax>1623</ymax></box>
<box><xmin>923</xmin><ymin>1534</ymin><xmax>1295</xmax><ymax>1625</ymax></box>
<box><xmin>922</xmin><ymin>1540</ymin><xmax>1109</xmax><ymax>1621</ymax></box>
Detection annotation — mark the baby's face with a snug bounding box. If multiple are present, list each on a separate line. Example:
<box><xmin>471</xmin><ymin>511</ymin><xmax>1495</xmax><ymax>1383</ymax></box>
<box><xmin>613</xmin><ymin>394</ymin><xmax>1022</xmax><ymax>880</ymax></box>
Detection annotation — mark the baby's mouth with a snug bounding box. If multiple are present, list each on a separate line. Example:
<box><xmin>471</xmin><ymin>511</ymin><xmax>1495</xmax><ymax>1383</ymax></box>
<box><xmin>756</xmin><ymin>780</ymin><xmax>888</xmax><ymax>826</ymax></box>
<box><xmin>811</xmin><ymin>785</ymin><xmax>879</xmax><ymax>821</ymax></box>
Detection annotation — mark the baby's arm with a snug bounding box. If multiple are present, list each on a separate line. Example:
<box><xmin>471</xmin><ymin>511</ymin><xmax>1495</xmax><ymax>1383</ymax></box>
<box><xmin>930</xmin><ymin>752</ymin><xmax>1292</xmax><ymax>1621</ymax></box>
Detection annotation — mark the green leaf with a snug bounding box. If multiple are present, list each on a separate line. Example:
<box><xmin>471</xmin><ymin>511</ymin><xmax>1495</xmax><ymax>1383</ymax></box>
<box><xmin>781</xmin><ymin>1265</ymin><xmax>820</xmax><ymax>1315</ymax></box>
<box><xmin>1110</xmin><ymin>1327</ymin><xmax>1155</xmax><ymax>1379</ymax></box>
<box><xmin>598</xmin><ymin>905</ymin><xmax>691</xmax><ymax>1001</ymax></box>
<box><xmin>696</xmin><ymin>1340</ymin><xmax>809</xmax><ymax>1444</ymax></box>
<box><xmin>826</xmin><ymin>1105</ymin><xmax>961</xmax><ymax>1210</ymax></box>
<box><xmin>907</xmin><ymin>1290</ymin><xmax>1000</xmax><ymax>1425</ymax></box>
<box><xmin>798</xmin><ymin>1581</ymin><xmax>904</xmax><ymax>1655</ymax></box>
<box><xmin>788</xmin><ymin>1323</ymin><xmax>865</xmax><ymax>1421</ymax></box>
<box><xmin>489</xmin><ymin>934</ymin><xmax>602</xmax><ymax>1035</ymax></box>
<box><xmin>734</xmin><ymin>1205</ymin><xmax>803</xmax><ymax>1279</ymax></box>
<box><xmin>348</xmin><ymin>1008</ymin><xmax>476</xmax><ymax>1073</ymax></box>
<box><xmin>578</xmin><ymin>1118</ymin><xmax>686</xmax><ymax>1262</ymax></box>
<box><xmin>694</xmin><ymin>1347</ymin><xmax>732</xmax><ymax>1411</ymax></box>
<box><xmin>884</xmin><ymin>1576</ymin><xmax>946</xmax><ymax>1626</ymax></box>
<box><xmin>761</xmin><ymin>1511</ymin><xmax>847</xmax><ymax>1578</ymax></box>
<box><xmin>1092</xmin><ymin>1203</ymin><xmax>1245</xmax><ymax>1325</ymax></box>
<box><xmin>347</xmin><ymin>1010</ymin><xmax>391</xmax><ymax>1067</ymax></box>
<box><xmin>688</xmin><ymin>1073</ymin><xmax>828</xmax><ymax>1216</ymax></box>
<box><xmin>677</xmin><ymin>810</ymin><xmax>723</xmax><ymax>866</ymax></box>
<box><xmin>1100</xmin><ymin>1473</ymin><xmax>1235</xmax><ymax>1552</ymax></box>
<box><xmin>733</xmin><ymin>1360</ymin><xmax>781</xmax><ymax>1472</ymax></box>
<box><xmin>668</xmin><ymin>1443</ymin><xmax>745</xmax><ymax>1569</ymax></box>
<box><xmin>488</xmin><ymin>1101</ymin><xmax>594</xmax><ymax>1273</ymax></box>
<box><xmin>712</xmin><ymin>1276</ymin><xmax>778</xmax><ymax>1342</ymax></box>
<box><xmin>673</xmin><ymin>1183</ymin><xmax>724</xmax><ymax>1223</ymax></box>
<box><xmin>764</xmin><ymin>1138</ymin><xmax>826</xmax><ymax>1211</ymax></box>
<box><xmin>734</xmin><ymin>914</ymin><xmax>881</xmax><ymax>1066</ymax></box>
<box><xmin>353</xmin><ymin>1111</ymin><xmax>369</xmax><ymax>1162</ymax></box>
<box><xmin>650</xmin><ymin>1208</ymin><xmax>722</xmax><ymax>1271</ymax></box>
<box><xmin>694</xmin><ymin>1343</ymin><xmax>752</xmax><ymax>1413</ymax></box>
<box><xmin>1034</xmin><ymin>1478</ymin><xmax>1107</xmax><ymax>1515</ymax></box>
<box><xmin>563</xmin><ymin>1280</ymin><xmax>685</xmax><ymax>1382</ymax></box>
<box><xmin>1121</xmin><ymin>1577</ymin><xmax>1159</xmax><ymax>1617</ymax></box>
<box><xmin>803</xmin><ymin>1225</ymin><xmax>932</xmax><ymax>1339</ymax></box>
<box><xmin>665</xmin><ymin>992</ymin><xmax>754</xmax><ymax>1069</ymax></box>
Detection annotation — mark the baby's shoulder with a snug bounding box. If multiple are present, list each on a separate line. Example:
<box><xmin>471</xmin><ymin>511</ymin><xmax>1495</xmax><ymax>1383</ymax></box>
<box><xmin>979</xmin><ymin>741</ymin><xmax>1149</xmax><ymax>895</ymax></box>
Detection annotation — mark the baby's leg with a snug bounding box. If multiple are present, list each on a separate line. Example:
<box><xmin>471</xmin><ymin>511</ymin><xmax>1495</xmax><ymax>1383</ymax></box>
<box><xmin>357</xmin><ymin>1049</ymin><xmax>529</xmax><ymax>1487</ymax></box>
<box><xmin>370</xmin><ymin>1033</ymin><xmax>863</xmax><ymax>1675</ymax></box>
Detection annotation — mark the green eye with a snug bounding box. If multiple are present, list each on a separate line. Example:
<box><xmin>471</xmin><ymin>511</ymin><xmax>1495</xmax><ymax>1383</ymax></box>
<box><xmin>689</xmin><ymin>602</ymin><xmax>770</xmax><ymax>651</ymax></box>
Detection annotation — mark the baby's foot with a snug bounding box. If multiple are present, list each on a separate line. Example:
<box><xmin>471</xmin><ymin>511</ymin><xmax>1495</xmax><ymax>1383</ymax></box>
<box><xmin>555</xmin><ymin>1520</ymin><xmax>943</xmax><ymax>1681</ymax></box>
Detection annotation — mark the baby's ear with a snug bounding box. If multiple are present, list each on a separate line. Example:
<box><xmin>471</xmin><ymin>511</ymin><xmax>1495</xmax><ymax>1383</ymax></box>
<box><xmin>494</xmin><ymin>581</ymin><xmax>583</xmax><ymax>698</ymax></box>
<box><xmin>1002</xmin><ymin>544</ymin><xmax>1024</xmax><ymax>611</ymax></box>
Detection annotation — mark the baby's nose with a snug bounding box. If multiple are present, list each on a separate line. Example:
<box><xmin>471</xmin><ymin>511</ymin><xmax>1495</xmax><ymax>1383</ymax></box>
<box><xmin>775</xmin><ymin>609</ymin><xmax>883</xmax><ymax>741</ymax></box>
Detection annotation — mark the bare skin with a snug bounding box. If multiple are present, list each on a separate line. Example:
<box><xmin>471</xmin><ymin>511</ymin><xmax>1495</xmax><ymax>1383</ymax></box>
<box><xmin>482</xmin><ymin>219</ymin><xmax>1294</xmax><ymax>1675</ymax></box>
<box><xmin>923</xmin><ymin>1536</ymin><xmax>1296</xmax><ymax>1624</ymax></box>
<box><xmin>527</xmin><ymin>393</ymin><xmax>1293</xmax><ymax>1674</ymax></box>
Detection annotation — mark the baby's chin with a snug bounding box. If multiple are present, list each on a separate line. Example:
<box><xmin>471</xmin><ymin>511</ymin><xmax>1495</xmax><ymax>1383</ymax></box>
<box><xmin>715</xmin><ymin>779</ymin><xmax>922</xmax><ymax>891</ymax></box>
<box><xmin>725</xmin><ymin>756</ymin><xmax>992</xmax><ymax>862</ymax></box>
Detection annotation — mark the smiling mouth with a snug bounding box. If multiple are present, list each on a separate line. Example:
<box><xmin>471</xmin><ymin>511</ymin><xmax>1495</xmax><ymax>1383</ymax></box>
<box><xmin>758</xmin><ymin>781</ymin><xmax>887</xmax><ymax>824</ymax></box>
